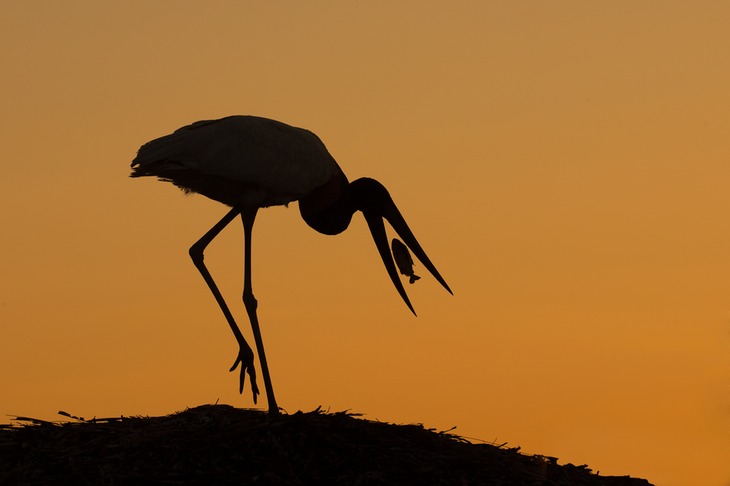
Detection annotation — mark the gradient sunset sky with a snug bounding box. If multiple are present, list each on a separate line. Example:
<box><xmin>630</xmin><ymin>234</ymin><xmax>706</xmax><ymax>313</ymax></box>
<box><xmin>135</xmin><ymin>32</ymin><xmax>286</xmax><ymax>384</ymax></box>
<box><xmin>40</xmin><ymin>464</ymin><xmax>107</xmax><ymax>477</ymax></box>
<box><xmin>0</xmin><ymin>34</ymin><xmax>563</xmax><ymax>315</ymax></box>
<box><xmin>2</xmin><ymin>3</ymin><xmax>729</xmax><ymax>485</ymax></box>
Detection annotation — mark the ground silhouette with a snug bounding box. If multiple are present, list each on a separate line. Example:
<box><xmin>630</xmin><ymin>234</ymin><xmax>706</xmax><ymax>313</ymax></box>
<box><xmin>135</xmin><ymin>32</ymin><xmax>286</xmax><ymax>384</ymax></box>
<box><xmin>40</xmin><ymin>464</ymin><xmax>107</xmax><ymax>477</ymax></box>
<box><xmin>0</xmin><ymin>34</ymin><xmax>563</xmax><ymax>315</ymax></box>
<box><xmin>0</xmin><ymin>404</ymin><xmax>653</xmax><ymax>485</ymax></box>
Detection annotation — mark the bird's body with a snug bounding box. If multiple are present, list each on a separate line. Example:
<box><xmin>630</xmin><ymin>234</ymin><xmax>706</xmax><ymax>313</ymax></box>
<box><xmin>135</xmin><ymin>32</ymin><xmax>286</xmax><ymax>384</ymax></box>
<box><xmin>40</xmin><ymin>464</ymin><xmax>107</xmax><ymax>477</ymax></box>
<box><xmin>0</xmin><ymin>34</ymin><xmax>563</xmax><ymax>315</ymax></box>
<box><xmin>132</xmin><ymin>116</ymin><xmax>340</xmax><ymax>208</ymax></box>
<box><xmin>131</xmin><ymin>115</ymin><xmax>451</xmax><ymax>414</ymax></box>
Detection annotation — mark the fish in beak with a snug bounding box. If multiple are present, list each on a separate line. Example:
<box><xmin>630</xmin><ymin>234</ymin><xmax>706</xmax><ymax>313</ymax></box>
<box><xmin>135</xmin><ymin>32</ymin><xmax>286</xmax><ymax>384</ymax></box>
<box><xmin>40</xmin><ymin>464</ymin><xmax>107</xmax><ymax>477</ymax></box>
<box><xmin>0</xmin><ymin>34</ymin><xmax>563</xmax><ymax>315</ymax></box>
<box><xmin>391</xmin><ymin>238</ymin><xmax>421</xmax><ymax>284</ymax></box>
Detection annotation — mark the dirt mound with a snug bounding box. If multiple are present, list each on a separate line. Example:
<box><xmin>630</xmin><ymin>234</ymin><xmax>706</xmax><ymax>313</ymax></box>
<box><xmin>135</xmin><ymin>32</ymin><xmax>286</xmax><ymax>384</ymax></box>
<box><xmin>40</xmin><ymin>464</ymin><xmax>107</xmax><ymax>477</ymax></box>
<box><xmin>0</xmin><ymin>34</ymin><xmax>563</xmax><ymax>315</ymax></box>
<box><xmin>0</xmin><ymin>404</ymin><xmax>652</xmax><ymax>485</ymax></box>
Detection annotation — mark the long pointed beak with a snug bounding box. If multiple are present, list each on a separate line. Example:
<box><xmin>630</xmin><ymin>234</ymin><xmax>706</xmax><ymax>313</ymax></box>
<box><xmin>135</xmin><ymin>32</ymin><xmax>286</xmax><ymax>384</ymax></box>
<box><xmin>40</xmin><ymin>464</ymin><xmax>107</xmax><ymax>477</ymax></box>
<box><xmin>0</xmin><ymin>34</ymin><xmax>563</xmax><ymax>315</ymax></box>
<box><xmin>364</xmin><ymin>212</ymin><xmax>416</xmax><ymax>315</ymax></box>
<box><xmin>363</xmin><ymin>198</ymin><xmax>452</xmax><ymax>315</ymax></box>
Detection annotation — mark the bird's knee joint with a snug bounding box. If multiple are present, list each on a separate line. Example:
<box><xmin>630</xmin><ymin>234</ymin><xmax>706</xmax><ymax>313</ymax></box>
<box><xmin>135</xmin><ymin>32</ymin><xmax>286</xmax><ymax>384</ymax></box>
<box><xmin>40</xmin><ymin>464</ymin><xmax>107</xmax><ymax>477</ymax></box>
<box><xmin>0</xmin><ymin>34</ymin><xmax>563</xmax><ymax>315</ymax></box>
<box><xmin>243</xmin><ymin>291</ymin><xmax>257</xmax><ymax>310</ymax></box>
<box><xmin>189</xmin><ymin>244</ymin><xmax>204</xmax><ymax>263</ymax></box>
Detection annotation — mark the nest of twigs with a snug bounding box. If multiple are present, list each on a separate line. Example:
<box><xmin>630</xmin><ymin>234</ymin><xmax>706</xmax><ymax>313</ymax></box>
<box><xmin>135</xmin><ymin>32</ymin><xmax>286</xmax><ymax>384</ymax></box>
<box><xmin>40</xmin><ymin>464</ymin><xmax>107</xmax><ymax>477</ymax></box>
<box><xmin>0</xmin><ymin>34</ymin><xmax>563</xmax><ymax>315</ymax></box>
<box><xmin>0</xmin><ymin>404</ymin><xmax>652</xmax><ymax>485</ymax></box>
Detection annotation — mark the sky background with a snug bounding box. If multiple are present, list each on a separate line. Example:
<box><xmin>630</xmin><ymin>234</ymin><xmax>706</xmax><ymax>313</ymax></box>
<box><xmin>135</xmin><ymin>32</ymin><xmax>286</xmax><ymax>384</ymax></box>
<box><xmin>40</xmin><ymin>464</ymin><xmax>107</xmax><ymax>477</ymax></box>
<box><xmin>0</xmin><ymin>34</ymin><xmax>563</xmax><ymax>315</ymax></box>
<box><xmin>1</xmin><ymin>2</ymin><xmax>729</xmax><ymax>485</ymax></box>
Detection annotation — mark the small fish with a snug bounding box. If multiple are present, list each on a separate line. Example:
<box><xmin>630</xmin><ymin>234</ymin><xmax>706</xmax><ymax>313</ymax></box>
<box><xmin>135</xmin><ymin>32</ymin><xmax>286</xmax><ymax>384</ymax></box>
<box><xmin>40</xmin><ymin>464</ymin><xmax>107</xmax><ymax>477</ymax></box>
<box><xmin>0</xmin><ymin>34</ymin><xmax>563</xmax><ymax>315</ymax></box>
<box><xmin>391</xmin><ymin>238</ymin><xmax>421</xmax><ymax>284</ymax></box>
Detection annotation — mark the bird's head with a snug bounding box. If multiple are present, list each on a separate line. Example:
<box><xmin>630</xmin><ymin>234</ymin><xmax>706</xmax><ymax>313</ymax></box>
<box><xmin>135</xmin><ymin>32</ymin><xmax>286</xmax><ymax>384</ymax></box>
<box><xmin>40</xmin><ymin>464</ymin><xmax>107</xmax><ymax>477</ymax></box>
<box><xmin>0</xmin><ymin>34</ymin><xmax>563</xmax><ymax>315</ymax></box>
<box><xmin>300</xmin><ymin>175</ymin><xmax>451</xmax><ymax>314</ymax></box>
<box><xmin>348</xmin><ymin>177</ymin><xmax>452</xmax><ymax>315</ymax></box>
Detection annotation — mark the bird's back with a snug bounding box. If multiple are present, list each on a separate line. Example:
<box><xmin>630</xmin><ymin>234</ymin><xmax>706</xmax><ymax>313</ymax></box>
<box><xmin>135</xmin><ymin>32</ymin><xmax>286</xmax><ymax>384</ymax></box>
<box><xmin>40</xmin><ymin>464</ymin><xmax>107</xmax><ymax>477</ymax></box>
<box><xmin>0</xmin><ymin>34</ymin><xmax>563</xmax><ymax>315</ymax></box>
<box><xmin>131</xmin><ymin>116</ymin><xmax>340</xmax><ymax>206</ymax></box>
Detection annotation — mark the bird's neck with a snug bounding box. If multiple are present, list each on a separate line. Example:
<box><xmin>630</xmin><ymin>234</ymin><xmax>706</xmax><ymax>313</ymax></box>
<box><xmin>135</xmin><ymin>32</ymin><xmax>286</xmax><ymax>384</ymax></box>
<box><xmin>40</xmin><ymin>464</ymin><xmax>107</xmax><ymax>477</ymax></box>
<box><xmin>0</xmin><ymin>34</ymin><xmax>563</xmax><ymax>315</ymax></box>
<box><xmin>300</xmin><ymin>176</ymin><xmax>391</xmax><ymax>235</ymax></box>
<box><xmin>299</xmin><ymin>170</ymin><xmax>354</xmax><ymax>235</ymax></box>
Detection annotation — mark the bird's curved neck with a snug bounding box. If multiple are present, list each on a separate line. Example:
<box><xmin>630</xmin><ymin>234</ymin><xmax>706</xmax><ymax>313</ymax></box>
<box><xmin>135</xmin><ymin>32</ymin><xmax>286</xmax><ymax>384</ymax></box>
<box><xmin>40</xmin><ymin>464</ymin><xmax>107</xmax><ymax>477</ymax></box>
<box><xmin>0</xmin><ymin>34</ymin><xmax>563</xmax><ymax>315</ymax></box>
<box><xmin>299</xmin><ymin>176</ymin><xmax>389</xmax><ymax>235</ymax></box>
<box><xmin>299</xmin><ymin>170</ymin><xmax>353</xmax><ymax>235</ymax></box>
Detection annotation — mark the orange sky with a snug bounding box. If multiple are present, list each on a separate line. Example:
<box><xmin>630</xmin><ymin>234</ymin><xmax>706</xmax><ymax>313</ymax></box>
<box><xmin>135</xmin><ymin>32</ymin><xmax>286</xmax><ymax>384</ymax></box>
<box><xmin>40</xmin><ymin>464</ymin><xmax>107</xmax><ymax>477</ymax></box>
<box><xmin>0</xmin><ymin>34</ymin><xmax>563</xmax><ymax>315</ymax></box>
<box><xmin>1</xmin><ymin>2</ymin><xmax>729</xmax><ymax>485</ymax></box>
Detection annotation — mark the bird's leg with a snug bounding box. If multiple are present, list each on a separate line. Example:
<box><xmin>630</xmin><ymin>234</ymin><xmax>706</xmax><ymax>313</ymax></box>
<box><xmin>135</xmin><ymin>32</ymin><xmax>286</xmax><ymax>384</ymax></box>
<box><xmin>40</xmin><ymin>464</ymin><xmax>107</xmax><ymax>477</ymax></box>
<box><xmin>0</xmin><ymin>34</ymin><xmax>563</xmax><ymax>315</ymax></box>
<box><xmin>189</xmin><ymin>205</ymin><xmax>260</xmax><ymax>404</ymax></box>
<box><xmin>241</xmin><ymin>208</ymin><xmax>280</xmax><ymax>414</ymax></box>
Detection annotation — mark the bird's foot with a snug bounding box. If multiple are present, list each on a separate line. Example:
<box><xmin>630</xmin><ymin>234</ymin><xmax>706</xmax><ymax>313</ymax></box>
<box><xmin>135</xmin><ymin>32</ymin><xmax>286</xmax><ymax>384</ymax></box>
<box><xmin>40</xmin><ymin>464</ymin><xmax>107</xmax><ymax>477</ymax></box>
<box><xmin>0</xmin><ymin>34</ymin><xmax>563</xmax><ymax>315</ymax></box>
<box><xmin>229</xmin><ymin>343</ymin><xmax>260</xmax><ymax>404</ymax></box>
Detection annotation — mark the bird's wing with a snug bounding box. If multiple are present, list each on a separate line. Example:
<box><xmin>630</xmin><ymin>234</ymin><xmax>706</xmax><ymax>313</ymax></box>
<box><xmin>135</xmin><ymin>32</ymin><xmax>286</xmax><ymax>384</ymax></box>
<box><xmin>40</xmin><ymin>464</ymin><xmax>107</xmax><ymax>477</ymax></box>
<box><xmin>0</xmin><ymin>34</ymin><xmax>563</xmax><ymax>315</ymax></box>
<box><xmin>133</xmin><ymin>116</ymin><xmax>339</xmax><ymax>197</ymax></box>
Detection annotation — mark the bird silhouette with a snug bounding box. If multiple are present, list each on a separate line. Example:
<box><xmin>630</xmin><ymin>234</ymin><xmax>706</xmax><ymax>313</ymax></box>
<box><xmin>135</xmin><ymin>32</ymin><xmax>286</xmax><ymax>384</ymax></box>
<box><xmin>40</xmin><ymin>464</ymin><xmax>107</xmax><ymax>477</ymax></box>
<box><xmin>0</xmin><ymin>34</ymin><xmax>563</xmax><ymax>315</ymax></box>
<box><xmin>130</xmin><ymin>115</ymin><xmax>452</xmax><ymax>414</ymax></box>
